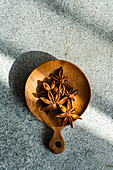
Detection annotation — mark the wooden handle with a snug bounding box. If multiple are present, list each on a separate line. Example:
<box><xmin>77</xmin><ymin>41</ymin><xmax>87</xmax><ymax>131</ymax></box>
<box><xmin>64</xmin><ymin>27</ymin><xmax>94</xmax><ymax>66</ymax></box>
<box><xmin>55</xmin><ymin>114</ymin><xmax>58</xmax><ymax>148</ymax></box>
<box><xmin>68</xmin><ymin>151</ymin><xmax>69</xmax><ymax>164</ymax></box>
<box><xmin>49</xmin><ymin>128</ymin><xmax>66</xmax><ymax>154</ymax></box>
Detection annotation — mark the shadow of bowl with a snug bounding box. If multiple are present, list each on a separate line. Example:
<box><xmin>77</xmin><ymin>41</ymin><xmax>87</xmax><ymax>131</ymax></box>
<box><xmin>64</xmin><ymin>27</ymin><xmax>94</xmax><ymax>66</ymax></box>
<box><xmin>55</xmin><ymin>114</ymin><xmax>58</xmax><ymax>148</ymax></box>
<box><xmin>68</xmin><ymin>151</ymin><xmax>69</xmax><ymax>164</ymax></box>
<box><xmin>9</xmin><ymin>51</ymin><xmax>57</xmax><ymax>105</ymax></box>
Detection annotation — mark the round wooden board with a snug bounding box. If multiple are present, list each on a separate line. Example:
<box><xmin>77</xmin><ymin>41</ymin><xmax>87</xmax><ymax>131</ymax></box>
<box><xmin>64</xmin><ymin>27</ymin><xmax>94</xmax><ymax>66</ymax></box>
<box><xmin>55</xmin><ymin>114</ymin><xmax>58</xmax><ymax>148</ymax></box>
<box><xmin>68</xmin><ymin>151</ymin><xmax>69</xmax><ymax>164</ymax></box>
<box><xmin>25</xmin><ymin>60</ymin><xmax>91</xmax><ymax>154</ymax></box>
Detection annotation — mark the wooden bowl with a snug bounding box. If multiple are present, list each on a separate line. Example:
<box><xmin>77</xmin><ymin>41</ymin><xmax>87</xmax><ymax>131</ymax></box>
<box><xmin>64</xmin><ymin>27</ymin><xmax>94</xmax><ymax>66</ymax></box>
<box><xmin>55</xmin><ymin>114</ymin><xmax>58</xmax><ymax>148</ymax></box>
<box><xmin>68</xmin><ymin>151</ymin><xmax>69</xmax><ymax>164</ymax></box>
<box><xmin>25</xmin><ymin>60</ymin><xmax>91</xmax><ymax>154</ymax></box>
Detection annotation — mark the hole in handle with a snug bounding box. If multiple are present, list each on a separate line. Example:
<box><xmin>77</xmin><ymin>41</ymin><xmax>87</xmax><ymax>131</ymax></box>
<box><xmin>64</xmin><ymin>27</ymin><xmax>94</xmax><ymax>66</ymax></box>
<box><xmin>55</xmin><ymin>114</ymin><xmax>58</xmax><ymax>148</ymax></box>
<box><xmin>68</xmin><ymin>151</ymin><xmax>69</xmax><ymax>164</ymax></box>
<box><xmin>49</xmin><ymin>128</ymin><xmax>66</xmax><ymax>154</ymax></box>
<box><xmin>55</xmin><ymin>141</ymin><xmax>62</xmax><ymax>148</ymax></box>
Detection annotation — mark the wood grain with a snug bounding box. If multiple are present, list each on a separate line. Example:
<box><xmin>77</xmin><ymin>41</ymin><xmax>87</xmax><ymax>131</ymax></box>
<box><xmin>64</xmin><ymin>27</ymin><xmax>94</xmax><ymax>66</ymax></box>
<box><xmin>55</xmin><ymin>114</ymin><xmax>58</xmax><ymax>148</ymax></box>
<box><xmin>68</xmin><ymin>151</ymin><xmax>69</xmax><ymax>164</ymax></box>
<box><xmin>25</xmin><ymin>60</ymin><xmax>91</xmax><ymax>154</ymax></box>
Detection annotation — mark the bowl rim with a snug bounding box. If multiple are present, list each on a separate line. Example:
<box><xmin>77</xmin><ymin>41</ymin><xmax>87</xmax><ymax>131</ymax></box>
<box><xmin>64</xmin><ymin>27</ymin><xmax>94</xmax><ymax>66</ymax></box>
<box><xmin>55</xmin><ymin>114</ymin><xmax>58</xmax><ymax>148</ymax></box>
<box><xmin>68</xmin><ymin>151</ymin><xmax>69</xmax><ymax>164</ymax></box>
<box><xmin>25</xmin><ymin>59</ymin><xmax>91</xmax><ymax>121</ymax></box>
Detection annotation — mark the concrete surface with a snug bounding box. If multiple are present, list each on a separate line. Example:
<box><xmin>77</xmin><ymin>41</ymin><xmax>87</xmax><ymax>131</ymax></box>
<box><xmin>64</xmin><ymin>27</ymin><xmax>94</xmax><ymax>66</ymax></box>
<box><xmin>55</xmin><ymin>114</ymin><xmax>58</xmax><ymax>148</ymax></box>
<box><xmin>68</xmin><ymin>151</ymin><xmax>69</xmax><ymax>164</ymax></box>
<box><xmin>0</xmin><ymin>0</ymin><xmax>113</xmax><ymax>169</ymax></box>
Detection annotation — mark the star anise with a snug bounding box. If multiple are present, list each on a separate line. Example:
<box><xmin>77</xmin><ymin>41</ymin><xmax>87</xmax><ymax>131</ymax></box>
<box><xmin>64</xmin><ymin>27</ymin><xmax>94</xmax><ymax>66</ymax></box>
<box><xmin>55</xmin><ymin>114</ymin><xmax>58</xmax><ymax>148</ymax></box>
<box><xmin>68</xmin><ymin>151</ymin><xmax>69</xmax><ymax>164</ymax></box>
<box><xmin>57</xmin><ymin>99</ymin><xmax>82</xmax><ymax>128</ymax></box>
<box><xmin>43</xmin><ymin>81</ymin><xmax>58</xmax><ymax>94</ymax></box>
<box><xmin>51</xmin><ymin>67</ymin><xmax>68</xmax><ymax>95</ymax></box>
<box><xmin>37</xmin><ymin>81</ymin><xmax>58</xmax><ymax>96</ymax></box>
<box><xmin>65</xmin><ymin>88</ymin><xmax>78</xmax><ymax>107</ymax></box>
<box><xmin>40</xmin><ymin>91</ymin><xmax>67</xmax><ymax>116</ymax></box>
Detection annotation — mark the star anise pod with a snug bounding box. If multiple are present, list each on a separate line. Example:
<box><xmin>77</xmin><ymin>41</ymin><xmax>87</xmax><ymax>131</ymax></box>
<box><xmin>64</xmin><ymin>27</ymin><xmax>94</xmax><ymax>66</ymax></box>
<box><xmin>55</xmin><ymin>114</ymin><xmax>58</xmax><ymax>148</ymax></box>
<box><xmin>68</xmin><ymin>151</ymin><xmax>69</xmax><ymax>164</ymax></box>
<box><xmin>57</xmin><ymin>99</ymin><xmax>82</xmax><ymax>128</ymax></box>
<box><xmin>51</xmin><ymin>67</ymin><xmax>68</xmax><ymax>95</ymax></box>
<box><xmin>43</xmin><ymin>81</ymin><xmax>58</xmax><ymax>94</ymax></box>
<box><xmin>65</xmin><ymin>88</ymin><xmax>78</xmax><ymax>106</ymax></box>
<box><xmin>37</xmin><ymin>90</ymin><xmax>47</xmax><ymax>97</ymax></box>
<box><xmin>40</xmin><ymin>91</ymin><xmax>67</xmax><ymax>116</ymax></box>
<box><xmin>37</xmin><ymin>81</ymin><xmax>58</xmax><ymax>96</ymax></box>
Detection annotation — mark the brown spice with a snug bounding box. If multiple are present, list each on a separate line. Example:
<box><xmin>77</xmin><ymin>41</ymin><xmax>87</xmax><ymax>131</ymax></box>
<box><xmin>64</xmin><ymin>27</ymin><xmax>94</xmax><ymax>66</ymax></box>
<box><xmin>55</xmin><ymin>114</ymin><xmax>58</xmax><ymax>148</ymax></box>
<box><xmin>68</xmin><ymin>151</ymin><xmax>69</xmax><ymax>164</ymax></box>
<box><xmin>39</xmin><ymin>67</ymin><xmax>81</xmax><ymax>127</ymax></box>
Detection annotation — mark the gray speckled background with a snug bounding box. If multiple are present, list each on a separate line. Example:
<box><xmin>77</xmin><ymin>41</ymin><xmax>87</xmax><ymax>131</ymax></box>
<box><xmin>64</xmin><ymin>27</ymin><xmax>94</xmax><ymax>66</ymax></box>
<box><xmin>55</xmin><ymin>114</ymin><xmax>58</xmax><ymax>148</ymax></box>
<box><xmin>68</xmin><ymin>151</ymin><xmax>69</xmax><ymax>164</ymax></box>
<box><xmin>0</xmin><ymin>0</ymin><xmax>113</xmax><ymax>169</ymax></box>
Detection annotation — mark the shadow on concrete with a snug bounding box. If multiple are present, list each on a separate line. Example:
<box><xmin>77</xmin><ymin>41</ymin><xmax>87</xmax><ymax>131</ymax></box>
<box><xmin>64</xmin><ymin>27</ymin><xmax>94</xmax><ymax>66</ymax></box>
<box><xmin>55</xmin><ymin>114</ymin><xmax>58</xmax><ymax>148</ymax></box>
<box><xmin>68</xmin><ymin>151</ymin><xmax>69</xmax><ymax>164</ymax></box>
<box><xmin>0</xmin><ymin>39</ymin><xmax>21</xmax><ymax>58</ymax></box>
<box><xmin>33</xmin><ymin>0</ymin><xmax>113</xmax><ymax>43</ymax></box>
<box><xmin>42</xmin><ymin>124</ymin><xmax>54</xmax><ymax>149</ymax></box>
<box><xmin>91</xmin><ymin>92</ymin><xmax>113</xmax><ymax>119</ymax></box>
<box><xmin>8</xmin><ymin>51</ymin><xmax>57</xmax><ymax>149</ymax></box>
<box><xmin>9</xmin><ymin>51</ymin><xmax>57</xmax><ymax>105</ymax></box>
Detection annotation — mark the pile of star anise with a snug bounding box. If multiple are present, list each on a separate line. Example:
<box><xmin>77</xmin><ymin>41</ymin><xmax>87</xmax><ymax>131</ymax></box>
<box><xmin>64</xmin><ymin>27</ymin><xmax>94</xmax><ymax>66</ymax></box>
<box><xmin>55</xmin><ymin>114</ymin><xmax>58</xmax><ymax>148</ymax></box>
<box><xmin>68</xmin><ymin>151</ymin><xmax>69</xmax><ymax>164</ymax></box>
<box><xmin>38</xmin><ymin>67</ymin><xmax>82</xmax><ymax>128</ymax></box>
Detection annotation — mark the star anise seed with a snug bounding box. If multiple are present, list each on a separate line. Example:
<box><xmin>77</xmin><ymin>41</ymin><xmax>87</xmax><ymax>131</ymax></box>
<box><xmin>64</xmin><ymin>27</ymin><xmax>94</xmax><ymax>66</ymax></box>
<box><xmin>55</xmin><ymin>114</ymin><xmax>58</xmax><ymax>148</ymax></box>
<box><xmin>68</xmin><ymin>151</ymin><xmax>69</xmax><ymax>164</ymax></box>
<box><xmin>38</xmin><ymin>81</ymin><xmax>58</xmax><ymax>97</ymax></box>
<box><xmin>43</xmin><ymin>81</ymin><xmax>58</xmax><ymax>94</ymax></box>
